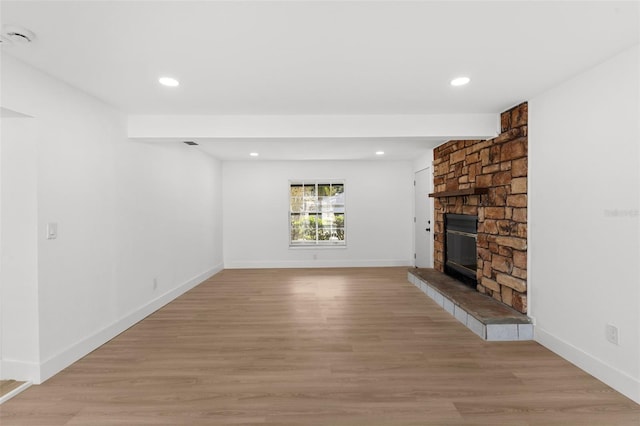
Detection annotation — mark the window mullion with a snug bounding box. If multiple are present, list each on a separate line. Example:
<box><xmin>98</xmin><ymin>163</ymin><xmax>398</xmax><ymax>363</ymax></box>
<box><xmin>315</xmin><ymin>183</ymin><xmax>319</xmax><ymax>244</ymax></box>
<box><xmin>290</xmin><ymin>180</ymin><xmax>344</xmax><ymax>247</ymax></box>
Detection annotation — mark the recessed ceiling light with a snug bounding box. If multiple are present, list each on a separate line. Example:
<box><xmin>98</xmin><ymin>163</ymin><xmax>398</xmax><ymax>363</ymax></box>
<box><xmin>159</xmin><ymin>77</ymin><xmax>179</xmax><ymax>87</ymax></box>
<box><xmin>249</xmin><ymin>152</ymin><xmax>259</xmax><ymax>157</ymax></box>
<box><xmin>376</xmin><ymin>151</ymin><xmax>385</xmax><ymax>155</ymax></box>
<box><xmin>450</xmin><ymin>76</ymin><xmax>471</xmax><ymax>87</ymax></box>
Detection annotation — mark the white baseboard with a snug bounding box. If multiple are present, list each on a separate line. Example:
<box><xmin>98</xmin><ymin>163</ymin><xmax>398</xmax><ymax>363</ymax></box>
<box><xmin>37</xmin><ymin>263</ymin><xmax>224</xmax><ymax>384</ymax></box>
<box><xmin>0</xmin><ymin>360</ymin><xmax>40</xmax><ymax>384</ymax></box>
<box><xmin>0</xmin><ymin>381</ymin><xmax>32</xmax><ymax>404</ymax></box>
<box><xmin>535</xmin><ymin>326</ymin><xmax>640</xmax><ymax>404</ymax></box>
<box><xmin>224</xmin><ymin>259</ymin><xmax>411</xmax><ymax>269</ymax></box>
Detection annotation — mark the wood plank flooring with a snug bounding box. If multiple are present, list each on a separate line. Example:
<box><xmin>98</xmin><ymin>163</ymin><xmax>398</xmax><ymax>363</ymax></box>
<box><xmin>1</xmin><ymin>267</ymin><xmax>638</xmax><ymax>425</ymax></box>
<box><xmin>0</xmin><ymin>381</ymin><xmax>26</xmax><ymax>398</ymax></box>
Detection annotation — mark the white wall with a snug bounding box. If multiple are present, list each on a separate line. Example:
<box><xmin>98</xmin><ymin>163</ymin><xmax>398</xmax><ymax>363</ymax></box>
<box><xmin>1</xmin><ymin>117</ymin><xmax>40</xmax><ymax>380</ymax></box>
<box><xmin>223</xmin><ymin>160</ymin><xmax>413</xmax><ymax>268</ymax></box>
<box><xmin>114</xmin><ymin>141</ymin><xmax>223</xmax><ymax>319</ymax></box>
<box><xmin>0</xmin><ymin>55</ymin><xmax>223</xmax><ymax>383</ymax></box>
<box><xmin>412</xmin><ymin>149</ymin><xmax>433</xmax><ymax>173</ymax></box>
<box><xmin>529</xmin><ymin>45</ymin><xmax>640</xmax><ymax>403</ymax></box>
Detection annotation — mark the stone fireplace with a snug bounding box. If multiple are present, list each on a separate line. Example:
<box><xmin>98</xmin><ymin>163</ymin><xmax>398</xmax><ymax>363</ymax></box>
<box><xmin>431</xmin><ymin>102</ymin><xmax>528</xmax><ymax>313</ymax></box>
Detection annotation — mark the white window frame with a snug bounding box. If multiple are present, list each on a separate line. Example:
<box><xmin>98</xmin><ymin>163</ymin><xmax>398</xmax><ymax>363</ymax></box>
<box><xmin>289</xmin><ymin>180</ymin><xmax>346</xmax><ymax>247</ymax></box>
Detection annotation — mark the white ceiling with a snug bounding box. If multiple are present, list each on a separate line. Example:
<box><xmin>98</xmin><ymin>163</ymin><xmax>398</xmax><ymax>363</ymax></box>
<box><xmin>1</xmin><ymin>0</ymin><xmax>638</xmax><ymax>160</ymax></box>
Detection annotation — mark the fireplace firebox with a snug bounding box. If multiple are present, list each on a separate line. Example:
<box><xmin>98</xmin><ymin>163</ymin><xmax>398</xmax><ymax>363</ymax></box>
<box><xmin>444</xmin><ymin>214</ymin><xmax>478</xmax><ymax>287</ymax></box>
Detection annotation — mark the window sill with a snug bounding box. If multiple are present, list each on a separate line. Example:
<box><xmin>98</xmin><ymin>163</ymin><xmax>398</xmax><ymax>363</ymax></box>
<box><xmin>289</xmin><ymin>244</ymin><xmax>347</xmax><ymax>250</ymax></box>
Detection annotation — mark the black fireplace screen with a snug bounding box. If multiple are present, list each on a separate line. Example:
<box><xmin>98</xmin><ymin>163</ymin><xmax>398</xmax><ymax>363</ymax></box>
<box><xmin>444</xmin><ymin>214</ymin><xmax>478</xmax><ymax>285</ymax></box>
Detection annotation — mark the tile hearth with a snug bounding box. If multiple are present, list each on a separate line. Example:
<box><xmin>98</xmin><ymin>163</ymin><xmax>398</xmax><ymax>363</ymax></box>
<box><xmin>408</xmin><ymin>268</ymin><xmax>532</xmax><ymax>341</ymax></box>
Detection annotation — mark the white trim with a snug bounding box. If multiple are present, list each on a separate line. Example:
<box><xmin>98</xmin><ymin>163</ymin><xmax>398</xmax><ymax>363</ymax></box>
<box><xmin>0</xmin><ymin>381</ymin><xmax>32</xmax><ymax>405</ymax></box>
<box><xmin>0</xmin><ymin>360</ymin><xmax>40</xmax><ymax>384</ymax></box>
<box><xmin>224</xmin><ymin>260</ymin><xmax>411</xmax><ymax>269</ymax></box>
<box><xmin>288</xmin><ymin>245</ymin><xmax>347</xmax><ymax>250</ymax></box>
<box><xmin>289</xmin><ymin>243</ymin><xmax>346</xmax><ymax>249</ymax></box>
<box><xmin>535</xmin><ymin>326</ymin><xmax>640</xmax><ymax>404</ymax></box>
<box><xmin>288</xmin><ymin>180</ymin><xmax>346</xmax><ymax>246</ymax></box>
<box><xmin>36</xmin><ymin>263</ymin><xmax>223</xmax><ymax>384</ymax></box>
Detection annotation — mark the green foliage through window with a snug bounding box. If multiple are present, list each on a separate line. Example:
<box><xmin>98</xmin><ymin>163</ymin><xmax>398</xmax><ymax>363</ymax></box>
<box><xmin>290</xmin><ymin>182</ymin><xmax>345</xmax><ymax>245</ymax></box>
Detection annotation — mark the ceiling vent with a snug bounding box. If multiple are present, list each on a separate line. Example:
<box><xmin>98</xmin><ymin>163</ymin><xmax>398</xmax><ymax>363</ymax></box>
<box><xmin>1</xmin><ymin>26</ymin><xmax>36</xmax><ymax>44</ymax></box>
<box><xmin>183</xmin><ymin>141</ymin><xmax>198</xmax><ymax>146</ymax></box>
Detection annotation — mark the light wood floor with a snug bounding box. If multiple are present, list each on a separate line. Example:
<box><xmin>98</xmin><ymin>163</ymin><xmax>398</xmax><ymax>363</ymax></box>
<box><xmin>1</xmin><ymin>268</ymin><xmax>638</xmax><ymax>425</ymax></box>
<box><xmin>0</xmin><ymin>380</ymin><xmax>26</xmax><ymax>398</ymax></box>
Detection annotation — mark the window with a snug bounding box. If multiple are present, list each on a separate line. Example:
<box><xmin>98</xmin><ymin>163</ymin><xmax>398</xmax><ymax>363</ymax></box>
<box><xmin>289</xmin><ymin>181</ymin><xmax>345</xmax><ymax>246</ymax></box>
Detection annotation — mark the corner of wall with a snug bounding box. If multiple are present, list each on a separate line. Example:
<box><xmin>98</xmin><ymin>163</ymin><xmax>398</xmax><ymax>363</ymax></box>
<box><xmin>37</xmin><ymin>263</ymin><xmax>223</xmax><ymax>384</ymax></box>
<box><xmin>535</xmin><ymin>327</ymin><xmax>640</xmax><ymax>404</ymax></box>
<box><xmin>413</xmin><ymin>149</ymin><xmax>434</xmax><ymax>172</ymax></box>
<box><xmin>528</xmin><ymin>45</ymin><xmax>640</xmax><ymax>404</ymax></box>
<box><xmin>0</xmin><ymin>360</ymin><xmax>41</xmax><ymax>384</ymax></box>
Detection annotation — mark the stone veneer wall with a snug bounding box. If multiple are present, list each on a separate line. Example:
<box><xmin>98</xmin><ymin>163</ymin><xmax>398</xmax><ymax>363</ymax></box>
<box><xmin>433</xmin><ymin>102</ymin><xmax>528</xmax><ymax>313</ymax></box>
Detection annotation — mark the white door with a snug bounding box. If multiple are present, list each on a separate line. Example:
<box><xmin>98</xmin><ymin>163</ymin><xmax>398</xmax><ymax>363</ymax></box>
<box><xmin>414</xmin><ymin>168</ymin><xmax>433</xmax><ymax>268</ymax></box>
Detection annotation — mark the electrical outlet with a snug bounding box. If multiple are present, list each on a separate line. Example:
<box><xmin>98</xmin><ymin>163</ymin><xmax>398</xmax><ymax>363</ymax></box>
<box><xmin>605</xmin><ymin>324</ymin><xmax>619</xmax><ymax>345</ymax></box>
<box><xmin>153</xmin><ymin>278</ymin><xmax>158</xmax><ymax>291</ymax></box>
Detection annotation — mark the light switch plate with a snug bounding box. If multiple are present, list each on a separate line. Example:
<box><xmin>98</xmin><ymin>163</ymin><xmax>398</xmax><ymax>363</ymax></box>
<box><xmin>47</xmin><ymin>222</ymin><xmax>58</xmax><ymax>240</ymax></box>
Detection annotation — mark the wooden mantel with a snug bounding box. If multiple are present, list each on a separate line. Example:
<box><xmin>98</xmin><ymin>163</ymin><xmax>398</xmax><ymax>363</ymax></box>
<box><xmin>428</xmin><ymin>187</ymin><xmax>489</xmax><ymax>198</ymax></box>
